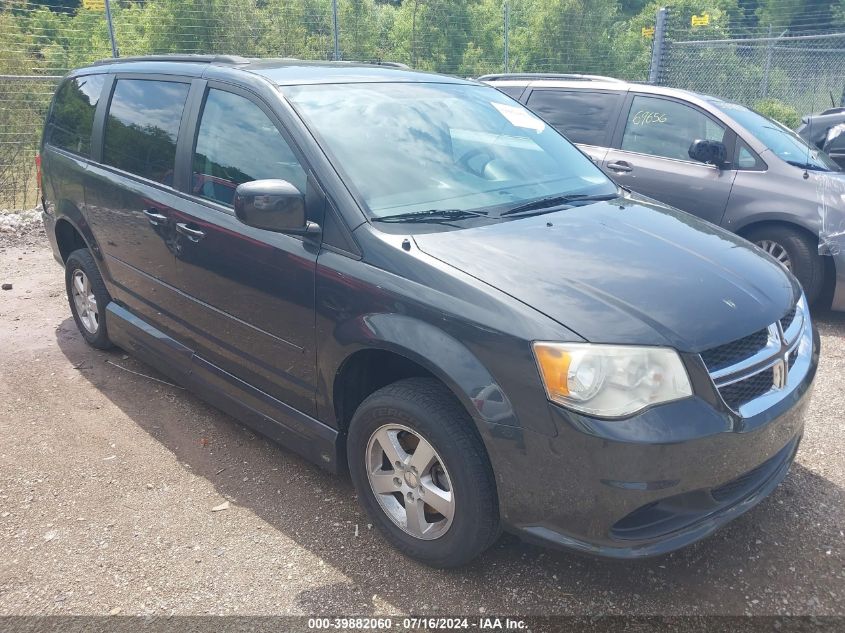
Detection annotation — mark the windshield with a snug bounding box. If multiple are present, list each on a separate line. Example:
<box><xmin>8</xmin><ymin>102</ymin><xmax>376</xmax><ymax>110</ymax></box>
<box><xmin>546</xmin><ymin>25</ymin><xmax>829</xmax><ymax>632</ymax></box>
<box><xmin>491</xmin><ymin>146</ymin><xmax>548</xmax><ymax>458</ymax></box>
<box><xmin>714</xmin><ymin>100</ymin><xmax>839</xmax><ymax>171</ymax></box>
<box><xmin>282</xmin><ymin>82</ymin><xmax>617</xmax><ymax>218</ymax></box>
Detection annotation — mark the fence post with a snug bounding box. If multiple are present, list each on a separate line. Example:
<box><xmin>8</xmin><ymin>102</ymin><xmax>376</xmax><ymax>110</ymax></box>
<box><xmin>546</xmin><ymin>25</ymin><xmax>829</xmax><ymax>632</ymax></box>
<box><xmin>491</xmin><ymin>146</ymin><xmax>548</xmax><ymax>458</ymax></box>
<box><xmin>104</xmin><ymin>0</ymin><xmax>119</xmax><ymax>58</ymax></box>
<box><xmin>648</xmin><ymin>7</ymin><xmax>668</xmax><ymax>84</ymax></box>
<box><xmin>761</xmin><ymin>28</ymin><xmax>788</xmax><ymax>99</ymax></box>
<box><xmin>332</xmin><ymin>0</ymin><xmax>340</xmax><ymax>61</ymax></box>
<box><xmin>761</xmin><ymin>25</ymin><xmax>773</xmax><ymax>98</ymax></box>
<box><xmin>503</xmin><ymin>1</ymin><xmax>510</xmax><ymax>73</ymax></box>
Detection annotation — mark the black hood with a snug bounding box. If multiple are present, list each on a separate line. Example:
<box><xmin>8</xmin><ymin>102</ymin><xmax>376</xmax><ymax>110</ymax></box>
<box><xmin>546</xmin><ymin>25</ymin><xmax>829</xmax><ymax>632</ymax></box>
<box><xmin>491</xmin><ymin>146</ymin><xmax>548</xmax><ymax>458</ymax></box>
<box><xmin>414</xmin><ymin>197</ymin><xmax>799</xmax><ymax>352</ymax></box>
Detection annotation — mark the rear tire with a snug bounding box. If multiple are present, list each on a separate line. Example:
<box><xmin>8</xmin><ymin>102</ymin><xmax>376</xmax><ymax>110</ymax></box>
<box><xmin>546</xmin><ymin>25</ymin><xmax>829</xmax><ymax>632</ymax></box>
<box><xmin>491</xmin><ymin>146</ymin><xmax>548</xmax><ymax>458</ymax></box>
<box><xmin>347</xmin><ymin>377</ymin><xmax>500</xmax><ymax>567</ymax></box>
<box><xmin>65</xmin><ymin>248</ymin><xmax>113</xmax><ymax>349</ymax></box>
<box><xmin>745</xmin><ymin>225</ymin><xmax>824</xmax><ymax>304</ymax></box>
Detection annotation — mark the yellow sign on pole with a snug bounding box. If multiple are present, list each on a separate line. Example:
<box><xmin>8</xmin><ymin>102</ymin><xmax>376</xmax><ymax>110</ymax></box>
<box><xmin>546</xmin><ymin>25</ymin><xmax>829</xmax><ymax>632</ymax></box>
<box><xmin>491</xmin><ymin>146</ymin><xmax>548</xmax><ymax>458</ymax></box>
<box><xmin>691</xmin><ymin>13</ymin><xmax>710</xmax><ymax>27</ymax></box>
<box><xmin>83</xmin><ymin>0</ymin><xmax>105</xmax><ymax>11</ymax></box>
<box><xmin>642</xmin><ymin>26</ymin><xmax>655</xmax><ymax>38</ymax></box>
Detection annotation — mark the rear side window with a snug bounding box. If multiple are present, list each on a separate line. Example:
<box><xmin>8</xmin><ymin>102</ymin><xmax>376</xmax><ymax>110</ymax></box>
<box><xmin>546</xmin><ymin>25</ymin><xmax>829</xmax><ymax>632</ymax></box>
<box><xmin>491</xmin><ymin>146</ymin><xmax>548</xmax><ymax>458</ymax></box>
<box><xmin>191</xmin><ymin>88</ymin><xmax>306</xmax><ymax>206</ymax></box>
<box><xmin>103</xmin><ymin>79</ymin><xmax>190</xmax><ymax>184</ymax></box>
<box><xmin>47</xmin><ymin>75</ymin><xmax>105</xmax><ymax>156</ymax></box>
<box><xmin>526</xmin><ymin>89</ymin><xmax>622</xmax><ymax>146</ymax></box>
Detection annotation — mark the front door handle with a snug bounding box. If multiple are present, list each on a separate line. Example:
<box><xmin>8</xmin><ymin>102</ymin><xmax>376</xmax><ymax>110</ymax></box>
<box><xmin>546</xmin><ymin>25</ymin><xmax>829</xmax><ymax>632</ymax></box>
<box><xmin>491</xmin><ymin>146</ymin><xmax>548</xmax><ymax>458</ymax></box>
<box><xmin>143</xmin><ymin>209</ymin><xmax>168</xmax><ymax>226</ymax></box>
<box><xmin>607</xmin><ymin>160</ymin><xmax>633</xmax><ymax>173</ymax></box>
<box><xmin>175</xmin><ymin>222</ymin><xmax>206</xmax><ymax>243</ymax></box>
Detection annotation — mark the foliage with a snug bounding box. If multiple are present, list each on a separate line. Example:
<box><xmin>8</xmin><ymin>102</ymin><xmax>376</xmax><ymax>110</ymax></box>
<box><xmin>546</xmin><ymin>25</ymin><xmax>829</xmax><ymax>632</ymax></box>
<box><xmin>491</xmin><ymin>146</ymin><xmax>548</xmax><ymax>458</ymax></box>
<box><xmin>753</xmin><ymin>97</ymin><xmax>802</xmax><ymax>127</ymax></box>
<box><xmin>1</xmin><ymin>0</ymin><xmax>844</xmax><ymax>208</ymax></box>
<box><xmin>2</xmin><ymin>0</ymin><xmax>842</xmax><ymax>81</ymax></box>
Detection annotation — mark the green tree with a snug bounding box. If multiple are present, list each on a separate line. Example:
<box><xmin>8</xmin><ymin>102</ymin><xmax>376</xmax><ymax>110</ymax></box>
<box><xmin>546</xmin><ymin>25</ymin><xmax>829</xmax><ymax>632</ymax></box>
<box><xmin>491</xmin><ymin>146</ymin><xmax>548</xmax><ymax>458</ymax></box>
<box><xmin>508</xmin><ymin>0</ymin><xmax>622</xmax><ymax>76</ymax></box>
<box><xmin>389</xmin><ymin>0</ymin><xmax>480</xmax><ymax>72</ymax></box>
<box><xmin>756</xmin><ymin>0</ymin><xmax>841</xmax><ymax>31</ymax></box>
<box><xmin>754</xmin><ymin>97</ymin><xmax>802</xmax><ymax>127</ymax></box>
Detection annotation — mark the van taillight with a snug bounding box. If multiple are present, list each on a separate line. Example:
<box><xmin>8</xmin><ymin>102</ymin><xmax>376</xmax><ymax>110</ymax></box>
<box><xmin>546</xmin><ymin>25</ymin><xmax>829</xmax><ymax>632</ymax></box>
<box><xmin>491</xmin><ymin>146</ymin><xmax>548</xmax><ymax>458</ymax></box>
<box><xmin>35</xmin><ymin>153</ymin><xmax>42</xmax><ymax>195</ymax></box>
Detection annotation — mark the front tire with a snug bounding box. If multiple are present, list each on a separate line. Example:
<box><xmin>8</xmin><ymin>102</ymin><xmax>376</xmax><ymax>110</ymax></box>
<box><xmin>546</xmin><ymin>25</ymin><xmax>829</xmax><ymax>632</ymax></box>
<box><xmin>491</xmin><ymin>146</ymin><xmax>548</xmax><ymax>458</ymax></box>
<box><xmin>347</xmin><ymin>378</ymin><xmax>500</xmax><ymax>567</ymax></box>
<box><xmin>745</xmin><ymin>225</ymin><xmax>824</xmax><ymax>304</ymax></box>
<box><xmin>65</xmin><ymin>248</ymin><xmax>113</xmax><ymax>349</ymax></box>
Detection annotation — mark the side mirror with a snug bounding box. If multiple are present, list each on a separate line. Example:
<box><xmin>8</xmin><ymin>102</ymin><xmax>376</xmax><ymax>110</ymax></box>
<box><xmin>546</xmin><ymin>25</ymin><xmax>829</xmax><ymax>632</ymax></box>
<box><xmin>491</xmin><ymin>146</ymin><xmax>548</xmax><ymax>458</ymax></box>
<box><xmin>688</xmin><ymin>139</ymin><xmax>728</xmax><ymax>167</ymax></box>
<box><xmin>233</xmin><ymin>179</ymin><xmax>320</xmax><ymax>236</ymax></box>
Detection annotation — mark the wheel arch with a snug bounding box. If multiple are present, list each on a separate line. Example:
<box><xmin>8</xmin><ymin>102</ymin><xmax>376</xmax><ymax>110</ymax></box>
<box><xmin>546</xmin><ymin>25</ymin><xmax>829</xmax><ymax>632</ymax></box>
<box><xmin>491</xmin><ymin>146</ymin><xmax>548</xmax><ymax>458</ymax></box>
<box><xmin>52</xmin><ymin>201</ymin><xmax>104</xmax><ymax>263</ymax></box>
<box><xmin>54</xmin><ymin>217</ymin><xmax>89</xmax><ymax>263</ymax></box>
<box><xmin>327</xmin><ymin>314</ymin><xmax>519</xmax><ymax>437</ymax></box>
<box><xmin>737</xmin><ymin>218</ymin><xmax>834</xmax><ymax>305</ymax></box>
<box><xmin>52</xmin><ymin>210</ymin><xmax>113</xmax><ymax>288</ymax></box>
<box><xmin>735</xmin><ymin>218</ymin><xmax>821</xmax><ymax>245</ymax></box>
<box><xmin>333</xmin><ymin>348</ymin><xmax>437</xmax><ymax>433</ymax></box>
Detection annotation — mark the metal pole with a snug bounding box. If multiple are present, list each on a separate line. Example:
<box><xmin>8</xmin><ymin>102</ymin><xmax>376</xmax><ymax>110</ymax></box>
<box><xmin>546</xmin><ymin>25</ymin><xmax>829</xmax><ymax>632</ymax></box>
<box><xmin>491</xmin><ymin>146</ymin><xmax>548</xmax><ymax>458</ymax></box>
<box><xmin>761</xmin><ymin>25</ymin><xmax>774</xmax><ymax>98</ymax></box>
<box><xmin>503</xmin><ymin>2</ymin><xmax>510</xmax><ymax>73</ymax></box>
<box><xmin>332</xmin><ymin>0</ymin><xmax>340</xmax><ymax>61</ymax></box>
<box><xmin>648</xmin><ymin>7</ymin><xmax>667</xmax><ymax>84</ymax></box>
<box><xmin>104</xmin><ymin>0</ymin><xmax>119</xmax><ymax>58</ymax></box>
<box><xmin>761</xmin><ymin>27</ymin><xmax>787</xmax><ymax>98</ymax></box>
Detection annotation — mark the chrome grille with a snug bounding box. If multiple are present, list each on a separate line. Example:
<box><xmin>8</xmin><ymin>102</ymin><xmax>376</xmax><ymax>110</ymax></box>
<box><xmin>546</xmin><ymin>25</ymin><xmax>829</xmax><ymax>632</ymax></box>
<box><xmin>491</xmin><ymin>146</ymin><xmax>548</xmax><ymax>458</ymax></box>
<box><xmin>718</xmin><ymin>368</ymin><xmax>775</xmax><ymax>410</ymax></box>
<box><xmin>780</xmin><ymin>305</ymin><xmax>797</xmax><ymax>332</ymax></box>
<box><xmin>701</xmin><ymin>297</ymin><xmax>807</xmax><ymax>415</ymax></box>
<box><xmin>700</xmin><ymin>328</ymin><xmax>769</xmax><ymax>373</ymax></box>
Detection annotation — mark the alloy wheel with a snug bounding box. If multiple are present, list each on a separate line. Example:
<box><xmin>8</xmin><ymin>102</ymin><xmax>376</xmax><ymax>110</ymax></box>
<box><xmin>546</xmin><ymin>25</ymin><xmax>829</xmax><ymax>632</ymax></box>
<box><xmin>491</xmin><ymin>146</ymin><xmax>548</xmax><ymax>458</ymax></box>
<box><xmin>365</xmin><ymin>423</ymin><xmax>455</xmax><ymax>540</ymax></box>
<box><xmin>756</xmin><ymin>239</ymin><xmax>792</xmax><ymax>271</ymax></box>
<box><xmin>71</xmin><ymin>269</ymin><xmax>99</xmax><ymax>334</ymax></box>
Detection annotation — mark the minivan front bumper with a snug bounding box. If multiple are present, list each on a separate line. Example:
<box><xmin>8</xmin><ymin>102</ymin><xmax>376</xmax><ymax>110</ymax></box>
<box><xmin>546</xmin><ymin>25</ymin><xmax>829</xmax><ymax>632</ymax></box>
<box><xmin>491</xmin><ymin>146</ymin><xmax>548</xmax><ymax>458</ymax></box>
<box><xmin>487</xmin><ymin>324</ymin><xmax>819</xmax><ymax>559</ymax></box>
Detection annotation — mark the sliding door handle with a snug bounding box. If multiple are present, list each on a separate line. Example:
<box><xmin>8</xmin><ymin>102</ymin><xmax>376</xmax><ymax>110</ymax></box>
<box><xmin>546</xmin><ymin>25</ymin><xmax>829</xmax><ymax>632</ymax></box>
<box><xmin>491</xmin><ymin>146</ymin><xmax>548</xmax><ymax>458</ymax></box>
<box><xmin>143</xmin><ymin>209</ymin><xmax>168</xmax><ymax>226</ymax></box>
<box><xmin>607</xmin><ymin>160</ymin><xmax>633</xmax><ymax>173</ymax></box>
<box><xmin>176</xmin><ymin>222</ymin><xmax>206</xmax><ymax>243</ymax></box>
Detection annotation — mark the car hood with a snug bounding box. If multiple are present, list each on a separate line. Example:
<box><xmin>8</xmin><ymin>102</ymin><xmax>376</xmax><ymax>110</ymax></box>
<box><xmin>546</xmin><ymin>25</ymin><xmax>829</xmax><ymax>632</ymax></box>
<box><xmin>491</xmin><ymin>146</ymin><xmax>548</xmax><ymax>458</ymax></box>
<box><xmin>413</xmin><ymin>197</ymin><xmax>799</xmax><ymax>352</ymax></box>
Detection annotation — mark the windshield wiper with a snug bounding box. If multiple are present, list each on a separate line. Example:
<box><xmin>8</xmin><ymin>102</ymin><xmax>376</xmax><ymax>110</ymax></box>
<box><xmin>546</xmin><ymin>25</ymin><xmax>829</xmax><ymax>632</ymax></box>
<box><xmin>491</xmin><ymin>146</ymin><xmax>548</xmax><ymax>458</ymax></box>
<box><xmin>785</xmin><ymin>160</ymin><xmax>831</xmax><ymax>172</ymax></box>
<box><xmin>373</xmin><ymin>209</ymin><xmax>487</xmax><ymax>224</ymax></box>
<box><xmin>499</xmin><ymin>192</ymin><xmax>620</xmax><ymax>217</ymax></box>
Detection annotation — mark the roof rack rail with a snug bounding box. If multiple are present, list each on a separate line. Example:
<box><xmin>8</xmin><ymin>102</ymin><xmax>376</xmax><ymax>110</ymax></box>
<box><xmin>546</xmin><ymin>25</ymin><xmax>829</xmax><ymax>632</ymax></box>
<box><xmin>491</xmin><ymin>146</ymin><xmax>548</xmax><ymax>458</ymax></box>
<box><xmin>367</xmin><ymin>60</ymin><xmax>411</xmax><ymax>69</ymax></box>
<box><xmin>92</xmin><ymin>54</ymin><xmax>253</xmax><ymax>67</ymax></box>
<box><xmin>477</xmin><ymin>72</ymin><xmax>625</xmax><ymax>83</ymax></box>
<box><xmin>335</xmin><ymin>59</ymin><xmax>410</xmax><ymax>69</ymax></box>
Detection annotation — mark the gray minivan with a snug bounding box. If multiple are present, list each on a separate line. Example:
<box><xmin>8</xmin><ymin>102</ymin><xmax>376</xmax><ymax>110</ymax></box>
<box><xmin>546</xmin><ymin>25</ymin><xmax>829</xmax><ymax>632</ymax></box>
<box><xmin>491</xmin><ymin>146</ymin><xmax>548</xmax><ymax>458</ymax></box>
<box><xmin>482</xmin><ymin>74</ymin><xmax>845</xmax><ymax>308</ymax></box>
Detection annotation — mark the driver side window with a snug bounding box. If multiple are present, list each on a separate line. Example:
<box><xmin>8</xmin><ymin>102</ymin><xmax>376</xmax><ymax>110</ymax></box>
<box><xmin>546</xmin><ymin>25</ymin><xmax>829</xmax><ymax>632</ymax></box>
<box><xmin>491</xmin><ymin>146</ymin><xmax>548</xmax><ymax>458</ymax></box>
<box><xmin>621</xmin><ymin>95</ymin><xmax>725</xmax><ymax>162</ymax></box>
<box><xmin>192</xmin><ymin>88</ymin><xmax>306</xmax><ymax>206</ymax></box>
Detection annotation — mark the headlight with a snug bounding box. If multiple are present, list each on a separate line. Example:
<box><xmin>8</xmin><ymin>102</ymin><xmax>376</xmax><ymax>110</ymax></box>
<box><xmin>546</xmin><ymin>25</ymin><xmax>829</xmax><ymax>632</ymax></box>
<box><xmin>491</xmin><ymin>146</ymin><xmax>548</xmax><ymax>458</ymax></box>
<box><xmin>532</xmin><ymin>342</ymin><xmax>692</xmax><ymax>418</ymax></box>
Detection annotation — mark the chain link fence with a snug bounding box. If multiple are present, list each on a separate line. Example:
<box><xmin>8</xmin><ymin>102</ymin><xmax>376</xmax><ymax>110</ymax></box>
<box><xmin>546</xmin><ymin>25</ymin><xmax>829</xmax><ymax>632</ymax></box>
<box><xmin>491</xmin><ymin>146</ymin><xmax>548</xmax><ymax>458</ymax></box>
<box><xmin>659</xmin><ymin>8</ymin><xmax>845</xmax><ymax>121</ymax></box>
<box><xmin>1</xmin><ymin>75</ymin><xmax>58</xmax><ymax>211</ymax></box>
<box><xmin>1</xmin><ymin>0</ymin><xmax>683</xmax><ymax>211</ymax></box>
<box><xmin>3</xmin><ymin>1</ymin><xmax>845</xmax><ymax>210</ymax></box>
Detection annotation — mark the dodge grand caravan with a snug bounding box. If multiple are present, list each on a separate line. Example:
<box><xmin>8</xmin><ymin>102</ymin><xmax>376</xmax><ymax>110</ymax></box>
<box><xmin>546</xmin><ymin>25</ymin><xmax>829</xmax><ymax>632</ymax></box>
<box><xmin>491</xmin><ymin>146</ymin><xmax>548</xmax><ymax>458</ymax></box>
<box><xmin>482</xmin><ymin>73</ymin><xmax>845</xmax><ymax>308</ymax></box>
<box><xmin>41</xmin><ymin>56</ymin><xmax>818</xmax><ymax>567</ymax></box>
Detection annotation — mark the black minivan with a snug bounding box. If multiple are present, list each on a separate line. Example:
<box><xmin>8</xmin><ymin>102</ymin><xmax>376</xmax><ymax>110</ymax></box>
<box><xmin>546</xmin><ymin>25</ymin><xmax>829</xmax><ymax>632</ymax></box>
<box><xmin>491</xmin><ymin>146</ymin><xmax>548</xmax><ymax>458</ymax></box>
<box><xmin>41</xmin><ymin>56</ymin><xmax>818</xmax><ymax>567</ymax></box>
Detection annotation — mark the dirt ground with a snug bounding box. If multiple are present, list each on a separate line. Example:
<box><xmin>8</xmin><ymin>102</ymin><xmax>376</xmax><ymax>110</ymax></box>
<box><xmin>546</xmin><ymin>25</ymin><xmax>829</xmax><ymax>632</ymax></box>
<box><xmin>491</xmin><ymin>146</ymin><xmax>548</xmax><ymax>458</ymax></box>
<box><xmin>1</xmin><ymin>230</ymin><xmax>844</xmax><ymax>617</ymax></box>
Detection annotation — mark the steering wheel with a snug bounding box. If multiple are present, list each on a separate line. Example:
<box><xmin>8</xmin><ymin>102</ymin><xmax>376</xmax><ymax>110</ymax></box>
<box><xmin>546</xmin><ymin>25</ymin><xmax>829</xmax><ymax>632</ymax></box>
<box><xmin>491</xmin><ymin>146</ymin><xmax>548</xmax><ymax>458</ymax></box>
<box><xmin>457</xmin><ymin>148</ymin><xmax>495</xmax><ymax>178</ymax></box>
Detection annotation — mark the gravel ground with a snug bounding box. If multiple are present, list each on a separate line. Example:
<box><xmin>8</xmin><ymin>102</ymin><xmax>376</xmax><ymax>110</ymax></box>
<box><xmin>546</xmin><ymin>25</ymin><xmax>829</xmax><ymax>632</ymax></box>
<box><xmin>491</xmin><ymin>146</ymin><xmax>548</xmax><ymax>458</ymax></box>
<box><xmin>0</xmin><ymin>224</ymin><xmax>844</xmax><ymax>618</ymax></box>
<box><xmin>0</xmin><ymin>207</ymin><xmax>46</xmax><ymax>250</ymax></box>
